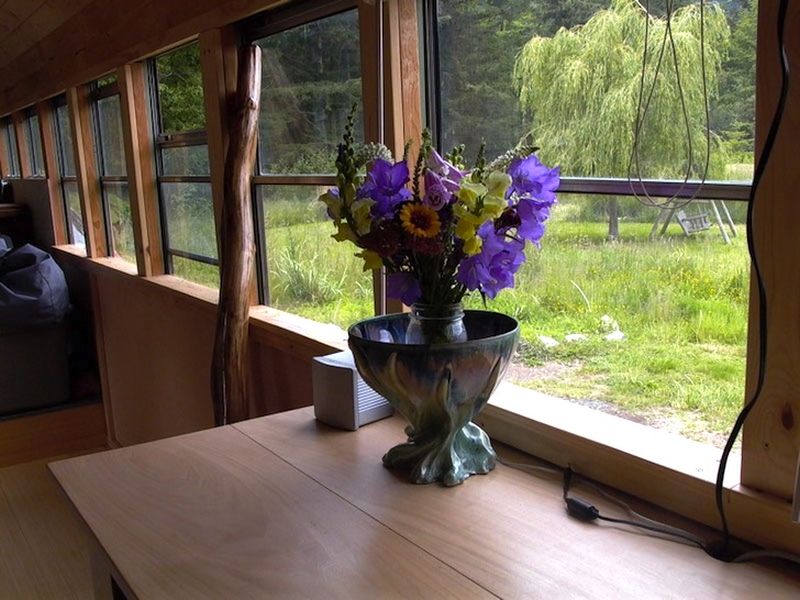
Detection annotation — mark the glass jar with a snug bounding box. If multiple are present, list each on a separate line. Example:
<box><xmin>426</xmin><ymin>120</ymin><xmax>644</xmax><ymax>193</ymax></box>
<box><xmin>405</xmin><ymin>303</ymin><xmax>467</xmax><ymax>344</ymax></box>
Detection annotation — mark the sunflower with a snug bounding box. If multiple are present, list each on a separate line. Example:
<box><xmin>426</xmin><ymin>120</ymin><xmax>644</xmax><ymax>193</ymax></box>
<box><xmin>399</xmin><ymin>203</ymin><xmax>441</xmax><ymax>238</ymax></box>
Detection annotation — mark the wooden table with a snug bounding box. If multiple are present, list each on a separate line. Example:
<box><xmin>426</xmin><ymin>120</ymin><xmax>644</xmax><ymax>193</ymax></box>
<box><xmin>50</xmin><ymin>408</ymin><xmax>800</xmax><ymax>599</ymax></box>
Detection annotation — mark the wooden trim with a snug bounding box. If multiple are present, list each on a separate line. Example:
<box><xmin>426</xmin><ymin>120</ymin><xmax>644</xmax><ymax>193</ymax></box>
<box><xmin>251</xmin><ymin>174</ymin><xmax>336</xmax><ymax>186</ymax></box>
<box><xmin>67</xmin><ymin>85</ymin><xmax>107</xmax><ymax>257</ymax></box>
<box><xmin>12</xmin><ymin>112</ymin><xmax>32</xmax><ymax>178</ymax></box>
<box><xmin>0</xmin><ymin>403</ymin><xmax>107</xmax><ymax>468</ymax></box>
<box><xmin>741</xmin><ymin>0</ymin><xmax>800</xmax><ymax>500</ymax></box>
<box><xmin>36</xmin><ymin>101</ymin><xmax>69</xmax><ymax>245</ymax></box>
<box><xmin>88</xmin><ymin>273</ymin><xmax>118</xmax><ymax>448</ymax></box>
<box><xmin>117</xmin><ymin>63</ymin><xmax>164</xmax><ymax>276</ymax></box>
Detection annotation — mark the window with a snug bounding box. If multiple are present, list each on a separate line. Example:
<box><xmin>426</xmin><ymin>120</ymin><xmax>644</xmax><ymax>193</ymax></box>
<box><xmin>3</xmin><ymin>118</ymin><xmax>20</xmax><ymax>178</ymax></box>
<box><xmin>23</xmin><ymin>109</ymin><xmax>45</xmax><ymax>177</ymax></box>
<box><xmin>151</xmin><ymin>42</ymin><xmax>216</xmax><ymax>287</ymax></box>
<box><xmin>425</xmin><ymin>0</ymin><xmax>756</xmax><ymax>447</ymax></box>
<box><xmin>53</xmin><ymin>96</ymin><xmax>85</xmax><ymax>245</ymax></box>
<box><xmin>247</xmin><ymin>3</ymin><xmax>374</xmax><ymax>328</ymax></box>
<box><xmin>91</xmin><ymin>76</ymin><xmax>136</xmax><ymax>261</ymax></box>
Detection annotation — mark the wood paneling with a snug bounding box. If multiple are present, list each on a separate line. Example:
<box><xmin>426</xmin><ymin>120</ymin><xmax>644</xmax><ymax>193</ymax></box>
<box><xmin>0</xmin><ymin>0</ymin><xmax>291</xmax><ymax>116</ymax></box>
<box><xmin>67</xmin><ymin>85</ymin><xmax>107</xmax><ymax>257</ymax></box>
<box><xmin>0</xmin><ymin>403</ymin><xmax>106</xmax><ymax>468</ymax></box>
<box><xmin>117</xmin><ymin>63</ymin><xmax>163</xmax><ymax>276</ymax></box>
<box><xmin>741</xmin><ymin>0</ymin><xmax>800</xmax><ymax>499</ymax></box>
<box><xmin>36</xmin><ymin>99</ymin><xmax>68</xmax><ymax>244</ymax></box>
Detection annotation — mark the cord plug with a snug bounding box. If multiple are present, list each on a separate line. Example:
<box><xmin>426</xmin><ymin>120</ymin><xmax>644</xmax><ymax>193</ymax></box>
<box><xmin>565</xmin><ymin>497</ymin><xmax>600</xmax><ymax>522</ymax></box>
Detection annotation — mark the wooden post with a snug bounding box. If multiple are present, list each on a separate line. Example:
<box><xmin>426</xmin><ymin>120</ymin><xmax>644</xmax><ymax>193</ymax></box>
<box><xmin>67</xmin><ymin>85</ymin><xmax>108</xmax><ymax>257</ymax></box>
<box><xmin>36</xmin><ymin>101</ymin><xmax>69</xmax><ymax>245</ymax></box>
<box><xmin>117</xmin><ymin>63</ymin><xmax>164</xmax><ymax>276</ymax></box>
<box><xmin>12</xmin><ymin>112</ymin><xmax>32</xmax><ymax>178</ymax></box>
<box><xmin>210</xmin><ymin>46</ymin><xmax>261</xmax><ymax>426</ymax></box>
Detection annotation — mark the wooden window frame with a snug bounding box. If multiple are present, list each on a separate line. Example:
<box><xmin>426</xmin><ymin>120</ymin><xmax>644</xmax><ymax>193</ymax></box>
<box><xmin>2</xmin><ymin>116</ymin><xmax>21</xmax><ymax>178</ymax></box>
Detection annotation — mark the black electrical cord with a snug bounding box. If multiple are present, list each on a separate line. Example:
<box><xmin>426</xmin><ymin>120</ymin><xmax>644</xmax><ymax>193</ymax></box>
<box><xmin>710</xmin><ymin>0</ymin><xmax>791</xmax><ymax>562</ymax></box>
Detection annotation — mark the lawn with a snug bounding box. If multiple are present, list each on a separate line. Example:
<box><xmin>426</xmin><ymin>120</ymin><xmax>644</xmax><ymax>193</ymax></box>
<box><xmin>175</xmin><ymin>195</ymin><xmax>751</xmax><ymax>447</ymax></box>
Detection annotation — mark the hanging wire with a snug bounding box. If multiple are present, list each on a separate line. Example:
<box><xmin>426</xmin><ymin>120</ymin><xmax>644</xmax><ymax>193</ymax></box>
<box><xmin>628</xmin><ymin>0</ymin><xmax>712</xmax><ymax>211</ymax></box>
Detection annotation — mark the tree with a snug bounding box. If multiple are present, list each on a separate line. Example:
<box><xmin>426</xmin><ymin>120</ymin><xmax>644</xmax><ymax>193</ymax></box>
<box><xmin>514</xmin><ymin>0</ymin><xmax>730</xmax><ymax>238</ymax></box>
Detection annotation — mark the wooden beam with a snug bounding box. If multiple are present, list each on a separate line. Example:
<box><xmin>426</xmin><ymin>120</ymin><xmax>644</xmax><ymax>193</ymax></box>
<box><xmin>12</xmin><ymin>112</ymin><xmax>31</xmax><ymax>178</ymax></box>
<box><xmin>211</xmin><ymin>45</ymin><xmax>261</xmax><ymax>426</ymax></box>
<box><xmin>116</xmin><ymin>63</ymin><xmax>163</xmax><ymax>276</ymax></box>
<box><xmin>36</xmin><ymin>100</ymin><xmax>69</xmax><ymax>245</ymax></box>
<box><xmin>67</xmin><ymin>85</ymin><xmax>107</xmax><ymax>257</ymax></box>
<box><xmin>741</xmin><ymin>0</ymin><xmax>800</xmax><ymax>500</ymax></box>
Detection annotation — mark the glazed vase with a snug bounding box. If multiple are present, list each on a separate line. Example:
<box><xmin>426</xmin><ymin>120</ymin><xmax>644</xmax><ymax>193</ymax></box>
<box><xmin>348</xmin><ymin>307</ymin><xmax>519</xmax><ymax>486</ymax></box>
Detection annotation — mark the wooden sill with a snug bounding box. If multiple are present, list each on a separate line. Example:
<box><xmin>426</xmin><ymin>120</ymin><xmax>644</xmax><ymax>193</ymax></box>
<box><xmin>479</xmin><ymin>383</ymin><xmax>799</xmax><ymax>555</ymax></box>
<box><xmin>51</xmin><ymin>244</ymin><xmax>799</xmax><ymax>555</ymax></box>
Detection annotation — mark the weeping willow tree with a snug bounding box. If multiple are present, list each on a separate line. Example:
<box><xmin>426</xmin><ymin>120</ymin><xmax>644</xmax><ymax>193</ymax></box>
<box><xmin>514</xmin><ymin>0</ymin><xmax>730</xmax><ymax>238</ymax></box>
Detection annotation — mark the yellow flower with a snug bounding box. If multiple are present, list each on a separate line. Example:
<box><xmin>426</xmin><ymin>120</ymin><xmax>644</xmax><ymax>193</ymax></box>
<box><xmin>486</xmin><ymin>171</ymin><xmax>512</xmax><ymax>199</ymax></box>
<box><xmin>455</xmin><ymin>215</ymin><xmax>477</xmax><ymax>241</ymax></box>
<box><xmin>457</xmin><ymin>181</ymin><xmax>488</xmax><ymax>209</ymax></box>
<box><xmin>357</xmin><ymin>250</ymin><xmax>383</xmax><ymax>271</ymax></box>
<box><xmin>351</xmin><ymin>198</ymin><xmax>374</xmax><ymax>235</ymax></box>
<box><xmin>319</xmin><ymin>190</ymin><xmax>342</xmax><ymax>220</ymax></box>
<box><xmin>463</xmin><ymin>235</ymin><xmax>483</xmax><ymax>256</ymax></box>
<box><xmin>332</xmin><ymin>222</ymin><xmax>357</xmax><ymax>243</ymax></box>
<box><xmin>400</xmin><ymin>203</ymin><xmax>441</xmax><ymax>238</ymax></box>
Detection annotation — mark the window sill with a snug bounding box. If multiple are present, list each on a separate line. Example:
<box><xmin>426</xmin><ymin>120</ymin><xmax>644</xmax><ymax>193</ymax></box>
<box><xmin>478</xmin><ymin>383</ymin><xmax>799</xmax><ymax>554</ymax></box>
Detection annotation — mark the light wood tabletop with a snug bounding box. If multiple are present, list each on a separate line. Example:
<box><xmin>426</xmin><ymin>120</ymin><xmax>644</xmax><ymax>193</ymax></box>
<box><xmin>50</xmin><ymin>408</ymin><xmax>800</xmax><ymax>599</ymax></box>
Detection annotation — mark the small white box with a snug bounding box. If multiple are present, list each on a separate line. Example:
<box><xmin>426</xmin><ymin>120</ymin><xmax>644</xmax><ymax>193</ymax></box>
<box><xmin>312</xmin><ymin>350</ymin><xmax>393</xmax><ymax>431</ymax></box>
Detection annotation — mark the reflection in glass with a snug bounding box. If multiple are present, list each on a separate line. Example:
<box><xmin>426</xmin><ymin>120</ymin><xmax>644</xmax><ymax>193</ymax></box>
<box><xmin>155</xmin><ymin>43</ymin><xmax>206</xmax><ymax>133</ymax></box>
<box><xmin>56</xmin><ymin>104</ymin><xmax>76</xmax><ymax>176</ymax></box>
<box><xmin>104</xmin><ymin>182</ymin><xmax>135</xmax><ymax>261</ymax></box>
<box><xmin>259</xmin><ymin>185</ymin><xmax>372</xmax><ymax>328</ymax></box>
<box><xmin>96</xmin><ymin>95</ymin><xmax>126</xmax><ymax>176</ymax></box>
<box><xmin>63</xmin><ymin>180</ymin><xmax>85</xmax><ymax>246</ymax></box>
<box><xmin>161</xmin><ymin>182</ymin><xmax>217</xmax><ymax>259</ymax></box>
<box><xmin>161</xmin><ymin>145</ymin><xmax>209</xmax><ymax>176</ymax></box>
<box><xmin>255</xmin><ymin>9</ymin><xmax>362</xmax><ymax>175</ymax></box>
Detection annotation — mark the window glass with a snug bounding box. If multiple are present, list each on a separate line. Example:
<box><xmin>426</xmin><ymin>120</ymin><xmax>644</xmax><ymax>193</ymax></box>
<box><xmin>26</xmin><ymin>114</ymin><xmax>45</xmax><ymax>176</ymax></box>
<box><xmin>161</xmin><ymin>182</ymin><xmax>217</xmax><ymax>260</ymax></box>
<box><xmin>436</xmin><ymin>0</ymin><xmax>756</xmax><ymax>182</ymax></box>
<box><xmin>104</xmin><ymin>182</ymin><xmax>135</xmax><ymax>261</ymax></box>
<box><xmin>459</xmin><ymin>193</ymin><xmax>749</xmax><ymax>448</ymax></box>
<box><xmin>96</xmin><ymin>95</ymin><xmax>126</xmax><ymax>176</ymax></box>
<box><xmin>161</xmin><ymin>145</ymin><xmax>209</xmax><ymax>176</ymax></box>
<box><xmin>56</xmin><ymin>104</ymin><xmax>76</xmax><ymax>176</ymax></box>
<box><xmin>5</xmin><ymin>121</ymin><xmax>20</xmax><ymax>177</ymax></box>
<box><xmin>155</xmin><ymin>43</ymin><xmax>206</xmax><ymax>133</ymax></box>
<box><xmin>259</xmin><ymin>185</ymin><xmax>373</xmax><ymax>328</ymax></box>
<box><xmin>254</xmin><ymin>9</ymin><xmax>363</xmax><ymax>175</ymax></box>
<box><xmin>172</xmin><ymin>256</ymin><xmax>219</xmax><ymax>288</ymax></box>
<box><xmin>63</xmin><ymin>180</ymin><xmax>85</xmax><ymax>246</ymax></box>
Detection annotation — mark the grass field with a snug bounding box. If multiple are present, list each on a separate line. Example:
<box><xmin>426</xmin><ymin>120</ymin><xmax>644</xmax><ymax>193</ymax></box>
<box><xmin>174</xmin><ymin>194</ymin><xmax>750</xmax><ymax>447</ymax></box>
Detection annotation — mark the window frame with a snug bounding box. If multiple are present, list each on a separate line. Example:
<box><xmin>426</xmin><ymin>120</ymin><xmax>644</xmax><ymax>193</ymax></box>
<box><xmin>52</xmin><ymin>95</ymin><xmax>83</xmax><ymax>244</ymax></box>
<box><xmin>22</xmin><ymin>107</ymin><xmax>46</xmax><ymax>178</ymax></box>
<box><xmin>3</xmin><ymin>117</ymin><xmax>21</xmax><ymax>178</ymax></box>
<box><xmin>242</xmin><ymin>0</ymin><xmax>367</xmax><ymax>308</ymax></box>
<box><xmin>148</xmin><ymin>43</ymin><xmax>217</xmax><ymax>274</ymax></box>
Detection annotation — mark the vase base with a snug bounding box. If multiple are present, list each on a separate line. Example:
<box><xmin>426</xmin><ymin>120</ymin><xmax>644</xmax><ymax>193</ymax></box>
<box><xmin>382</xmin><ymin>422</ymin><xmax>497</xmax><ymax>486</ymax></box>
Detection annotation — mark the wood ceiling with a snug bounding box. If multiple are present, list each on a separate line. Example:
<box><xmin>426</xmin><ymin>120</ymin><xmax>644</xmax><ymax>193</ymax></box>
<box><xmin>0</xmin><ymin>0</ymin><xmax>285</xmax><ymax>116</ymax></box>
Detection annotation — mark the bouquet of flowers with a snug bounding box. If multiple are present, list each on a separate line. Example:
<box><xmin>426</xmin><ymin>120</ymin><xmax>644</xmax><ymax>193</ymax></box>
<box><xmin>319</xmin><ymin>110</ymin><xmax>560</xmax><ymax>308</ymax></box>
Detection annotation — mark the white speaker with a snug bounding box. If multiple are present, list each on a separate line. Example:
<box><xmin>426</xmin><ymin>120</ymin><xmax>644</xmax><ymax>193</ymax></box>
<box><xmin>312</xmin><ymin>350</ymin><xmax>393</xmax><ymax>431</ymax></box>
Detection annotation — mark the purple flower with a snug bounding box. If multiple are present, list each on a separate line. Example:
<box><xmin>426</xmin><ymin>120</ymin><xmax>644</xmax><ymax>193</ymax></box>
<box><xmin>456</xmin><ymin>223</ymin><xmax>525</xmax><ymax>298</ymax></box>
<box><xmin>423</xmin><ymin>171</ymin><xmax>452</xmax><ymax>210</ymax></box>
<box><xmin>516</xmin><ymin>198</ymin><xmax>553</xmax><ymax>246</ymax></box>
<box><xmin>508</xmin><ymin>155</ymin><xmax>560</xmax><ymax>203</ymax></box>
<box><xmin>359</xmin><ymin>159</ymin><xmax>412</xmax><ymax>218</ymax></box>
<box><xmin>427</xmin><ymin>150</ymin><xmax>463</xmax><ymax>193</ymax></box>
<box><xmin>387</xmin><ymin>272</ymin><xmax>422</xmax><ymax>306</ymax></box>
